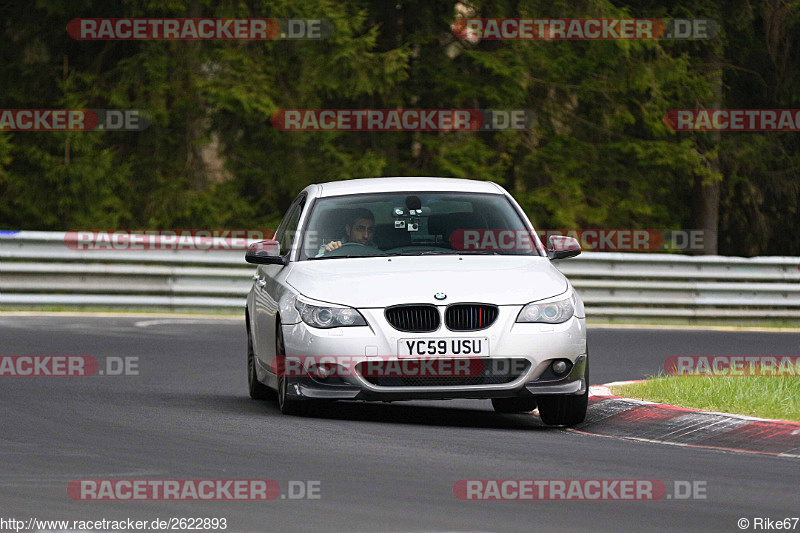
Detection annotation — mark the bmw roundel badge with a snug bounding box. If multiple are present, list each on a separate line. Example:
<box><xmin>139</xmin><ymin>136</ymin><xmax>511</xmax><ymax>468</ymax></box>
<box><xmin>434</xmin><ymin>292</ymin><xmax>447</xmax><ymax>301</ymax></box>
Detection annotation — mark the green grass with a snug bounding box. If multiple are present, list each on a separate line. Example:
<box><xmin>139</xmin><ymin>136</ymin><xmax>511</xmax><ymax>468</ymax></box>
<box><xmin>613</xmin><ymin>375</ymin><xmax>800</xmax><ymax>422</ymax></box>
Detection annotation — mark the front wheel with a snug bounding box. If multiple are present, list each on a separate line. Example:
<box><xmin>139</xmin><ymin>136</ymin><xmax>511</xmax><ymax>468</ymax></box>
<box><xmin>247</xmin><ymin>323</ymin><xmax>274</xmax><ymax>400</ymax></box>
<box><xmin>275</xmin><ymin>320</ymin><xmax>311</xmax><ymax>416</ymax></box>
<box><xmin>536</xmin><ymin>362</ymin><xmax>589</xmax><ymax>426</ymax></box>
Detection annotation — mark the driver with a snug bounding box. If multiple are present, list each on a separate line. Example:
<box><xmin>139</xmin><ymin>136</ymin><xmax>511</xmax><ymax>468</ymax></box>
<box><xmin>319</xmin><ymin>208</ymin><xmax>376</xmax><ymax>255</ymax></box>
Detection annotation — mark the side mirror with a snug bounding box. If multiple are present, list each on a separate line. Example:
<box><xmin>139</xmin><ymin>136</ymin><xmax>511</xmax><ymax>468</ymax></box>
<box><xmin>245</xmin><ymin>240</ymin><xmax>286</xmax><ymax>265</ymax></box>
<box><xmin>547</xmin><ymin>235</ymin><xmax>581</xmax><ymax>260</ymax></box>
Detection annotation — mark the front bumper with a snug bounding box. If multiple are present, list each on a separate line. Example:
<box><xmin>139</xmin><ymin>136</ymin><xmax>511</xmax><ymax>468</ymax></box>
<box><xmin>277</xmin><ymin>308</ymin><xmax>587</xmax><ymax>402</ymax></box>
<box><xmin>282</xmin><ymin>354</ymin><xmax>587</xmax><ymax>401</ymax></box>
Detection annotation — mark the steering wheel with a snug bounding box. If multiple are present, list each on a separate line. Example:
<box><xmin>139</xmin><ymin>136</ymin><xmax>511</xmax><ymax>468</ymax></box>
<box><xmin>324</xmin><ymin>242</ymin><xmax>383</xmax><ymax>257</ymax></box>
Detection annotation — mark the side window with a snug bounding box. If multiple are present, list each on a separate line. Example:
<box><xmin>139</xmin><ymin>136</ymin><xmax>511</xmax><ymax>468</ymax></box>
<box><xmin>275</xmin><ymin>195</ymin><xmax>306</xmax><ymax>256</ymax></box>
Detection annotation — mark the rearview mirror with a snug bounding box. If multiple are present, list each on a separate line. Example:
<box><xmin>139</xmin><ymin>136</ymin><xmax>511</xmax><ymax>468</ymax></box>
<box><xmin>546</xmin><ymin>235</ymin><xmax>581</xmax><ymax>260</ymax></box>
<box><xmin>245</xmin><ymin>240</ymin><xmax>286</xmax><ymax>265</ymax></box>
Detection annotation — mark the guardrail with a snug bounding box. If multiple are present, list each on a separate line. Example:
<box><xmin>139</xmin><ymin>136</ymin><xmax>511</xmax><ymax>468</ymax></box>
<box><xmin>1</xmin><ymin>231</ymin><xmax>798</xmax><ymax>323</ymax></box>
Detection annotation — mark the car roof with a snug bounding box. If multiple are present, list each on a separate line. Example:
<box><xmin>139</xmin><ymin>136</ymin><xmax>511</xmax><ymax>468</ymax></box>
<box><xmin>308</xmin><ymin>177</ymin><xmax>506</xmax><ymax>198</ymax></box>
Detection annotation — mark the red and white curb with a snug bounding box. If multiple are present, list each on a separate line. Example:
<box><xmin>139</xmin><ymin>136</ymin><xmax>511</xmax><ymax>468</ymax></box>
<box><xmin>572</xmin><ymin>381</ymin><xmax>800</xmax><ymax>458</ymax></box>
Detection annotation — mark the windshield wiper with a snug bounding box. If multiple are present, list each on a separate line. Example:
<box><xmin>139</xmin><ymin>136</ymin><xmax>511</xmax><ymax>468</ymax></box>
<box><xmin>455</xmin><ymin>250</ymin><xmax>502</xmax><ymax>255</ymax></box>
<box><xmin>308</xmin><ymin>254</ymin><xmax>386</xmax><ymax>260</ymax></box>
<box><xmin>384</xmin><ymin>250</ymin><xmax>456</xmax><ymax>256</ymax></box>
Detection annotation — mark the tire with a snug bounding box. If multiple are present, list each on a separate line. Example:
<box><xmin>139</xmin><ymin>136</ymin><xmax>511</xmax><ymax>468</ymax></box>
<box><xmin>536</xmin><ymin>360</ymin><xmax>589</xmax><ymax>426</ymax></box>
<box><xmin>275</xmin><ymin>320</ymin><xmax>310</xmax><ymax>416</ymax></box>
<box><xmin>491</xmin><ymin>397</ymin><xmax>537</xmax><ymax>413</ymax></box>
<box><xmin>247</xmin><ymin>320</ymin><xmax>274</xmax><ymax>400</ymax></box>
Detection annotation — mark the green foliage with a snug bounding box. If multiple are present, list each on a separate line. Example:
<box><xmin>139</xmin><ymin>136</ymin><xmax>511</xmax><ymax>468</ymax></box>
<box><xmin>0</xmin><ymin>0</ymin><xmax>797</xmax><ymax>255</ymax></box>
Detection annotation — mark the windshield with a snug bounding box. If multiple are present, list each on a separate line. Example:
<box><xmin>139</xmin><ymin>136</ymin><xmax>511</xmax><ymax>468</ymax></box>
<box><xmin>298</xmin><ymin>191</ymin><xmax>544</xmax><ymax>260</ymax></box>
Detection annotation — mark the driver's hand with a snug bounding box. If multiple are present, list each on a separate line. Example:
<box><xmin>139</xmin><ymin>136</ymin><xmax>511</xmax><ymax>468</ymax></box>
<box><xmin>325</xmin><ymin>241</ymin><xmax>343</xmax><ymax>252</ymax></box>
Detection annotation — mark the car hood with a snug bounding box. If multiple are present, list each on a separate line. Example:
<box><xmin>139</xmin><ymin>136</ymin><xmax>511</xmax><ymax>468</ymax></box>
<box><xmin>286</xmin><ymin>255</ymin><xmax>568</xmax><ymax>307</ymax></box>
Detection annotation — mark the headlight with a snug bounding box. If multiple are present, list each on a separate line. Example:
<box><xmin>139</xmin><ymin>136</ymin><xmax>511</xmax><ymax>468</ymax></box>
<box><xmin>295</xmin><ymin>298</ymin><xmax>367</xmax><ymax>328</ymax></box>
<box><xmin>516</xmin><ymin>294</ymin><xmax>575</xmax><ymax>324</ymax></box>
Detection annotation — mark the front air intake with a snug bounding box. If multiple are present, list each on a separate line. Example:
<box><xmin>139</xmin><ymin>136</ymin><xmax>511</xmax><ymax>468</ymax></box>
<box><xmin>385</xmin><ymin>305</ymin><xmax>440</xmax><ymax>333</ymax></box>
<box><xmin>445</xmin><ymin>304</ymin><xmax>498</xmax><ymax>331</ymax></box>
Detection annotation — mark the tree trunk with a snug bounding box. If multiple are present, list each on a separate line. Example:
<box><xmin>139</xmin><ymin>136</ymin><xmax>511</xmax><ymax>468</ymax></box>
<box><xmin>691</xmin><ymin>44</ymin><xmax>723</xmax><ymax>255</ymax></box>
<box><xmin>692</xmin><ymin>173</ymin><xmax>719</xmax><ymax>255</ymax></box>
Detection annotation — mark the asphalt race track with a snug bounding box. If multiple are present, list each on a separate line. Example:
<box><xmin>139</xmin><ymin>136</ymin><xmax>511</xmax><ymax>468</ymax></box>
<box><xmin>1</xmin><ymin>316</ymin><xmax>798</xmax><ymax>532</ymax></box>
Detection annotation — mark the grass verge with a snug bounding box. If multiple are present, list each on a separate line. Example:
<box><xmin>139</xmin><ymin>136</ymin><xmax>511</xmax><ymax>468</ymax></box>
<box><xmin>612</xmin><ymin>375</ymin><xmax>800</xmax><ymax>422</ymax></box>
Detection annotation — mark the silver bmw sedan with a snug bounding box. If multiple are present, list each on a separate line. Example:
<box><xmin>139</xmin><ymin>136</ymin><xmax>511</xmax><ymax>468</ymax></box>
<box><xmin>245</xmin><ymin>177</ymin><xmax>588</xmax><ymax>426</ymax></box>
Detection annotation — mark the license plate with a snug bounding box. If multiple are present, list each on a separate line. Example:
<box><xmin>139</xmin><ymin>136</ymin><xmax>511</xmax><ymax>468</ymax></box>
<box><xmin>398</xmin><ymin>338</ymin><xmax>489</xmax><ymax>357</ymax></box>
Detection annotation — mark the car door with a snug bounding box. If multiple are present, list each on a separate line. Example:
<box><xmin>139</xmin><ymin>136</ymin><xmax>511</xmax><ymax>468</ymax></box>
<box><xmin>253</xmin><ymin>193</ymin><xmax>306</xmax><ymax>377</ymax></box>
